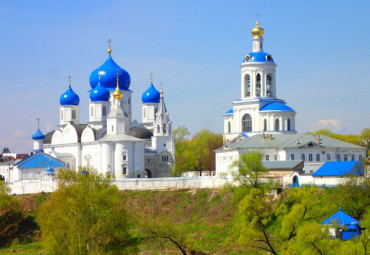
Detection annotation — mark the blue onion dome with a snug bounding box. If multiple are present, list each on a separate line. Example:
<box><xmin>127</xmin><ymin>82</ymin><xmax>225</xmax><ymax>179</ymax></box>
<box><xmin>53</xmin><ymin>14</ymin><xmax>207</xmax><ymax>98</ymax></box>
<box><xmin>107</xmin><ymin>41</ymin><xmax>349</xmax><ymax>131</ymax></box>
<box><xmin>60</xmin><ymin>85</ymin><xmax>80</xmax><ymax>105</ymax></box>
<box><xmin>142</xmin><ymin>83</ymin><xmax>160</xmax><ymax>103</ymax></box>
<box><xmin>32</xmin><ymin>128</ymin><xmax>45</xmax><ymax>140</ymax></box>
<box><xmin>89</xmin><ymin>81</ymin><xmax>110</xmax><ymax>102</ymax></box>
<box><xmin>89</xmin><ymin>54</ymin><xmax>131</xmax><ymax>90</ymax></box>
<box><xmin>45</xmin><ymin>164</ymin><xmax>54</xmax><ymax>173</ymax></box>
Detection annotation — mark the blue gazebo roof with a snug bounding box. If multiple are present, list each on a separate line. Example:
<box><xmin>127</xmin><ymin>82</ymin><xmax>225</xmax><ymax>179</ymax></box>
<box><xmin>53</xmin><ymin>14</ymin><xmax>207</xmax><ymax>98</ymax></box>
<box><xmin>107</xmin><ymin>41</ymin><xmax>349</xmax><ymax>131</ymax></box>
<box><xmin>322</xmin><ymin>207</ymin><xmax>360</xmax><ymax>226</ymax></box>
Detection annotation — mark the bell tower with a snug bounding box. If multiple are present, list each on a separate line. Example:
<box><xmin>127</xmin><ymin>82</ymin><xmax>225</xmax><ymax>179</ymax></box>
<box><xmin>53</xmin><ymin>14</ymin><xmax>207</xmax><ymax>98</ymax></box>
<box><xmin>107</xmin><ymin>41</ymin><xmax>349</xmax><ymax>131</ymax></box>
<box><xmin>240</xmin><ymin>21</ymin><xmax>277</xmax><ymax>100</ymax></box>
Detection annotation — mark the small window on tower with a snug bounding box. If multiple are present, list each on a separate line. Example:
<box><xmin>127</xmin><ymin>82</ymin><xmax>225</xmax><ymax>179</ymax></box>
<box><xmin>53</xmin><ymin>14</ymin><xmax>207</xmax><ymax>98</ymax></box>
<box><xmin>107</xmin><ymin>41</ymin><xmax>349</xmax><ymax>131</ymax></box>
<box><xmin>91</xmin><ymin>106</ymin><xmax>94</xmax><ymax>117</ymax></box>
<box><xmin>102</xmin><ymin>106</ymin><xmax>107</xmax><ymax>116</ymax></box>
<box><xmin>143</xmin><ymin>108</ymin><xmax>146</xmax><ymax>118</ymax></box>
<box><xmin>72</xmin><ymin>110</ymin><xmax>76</xmax><ymax>120</ymax></box>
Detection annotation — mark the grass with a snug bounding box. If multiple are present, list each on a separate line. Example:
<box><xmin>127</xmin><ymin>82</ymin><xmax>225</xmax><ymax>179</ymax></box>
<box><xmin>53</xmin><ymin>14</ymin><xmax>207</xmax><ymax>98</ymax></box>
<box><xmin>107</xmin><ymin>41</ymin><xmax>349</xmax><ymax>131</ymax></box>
<box><xmin>0</xmin><ymin>241</ymin><xmax>42</xmax><ymax>254</ymax></box>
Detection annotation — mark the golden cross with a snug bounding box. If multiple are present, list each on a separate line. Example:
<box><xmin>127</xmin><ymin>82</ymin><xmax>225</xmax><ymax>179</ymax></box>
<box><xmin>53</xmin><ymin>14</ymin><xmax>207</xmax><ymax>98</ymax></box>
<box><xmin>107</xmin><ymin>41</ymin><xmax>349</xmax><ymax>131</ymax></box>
<box><xmin>107</xmin><ymin>38</ymin><xmax>112</xmax><ymax>48</ymax></box>
<box><xmin>36</xmin><ymin>117</ymin><xmax>40</xmax><ymax>129</ymax></box>
<box><xmin>68</xmin><ymin>75</ymin><xmax>71</xmax><ymax>85</ymax></box>
<box><xmin>256</xmin><ymin>13</ymin><xmax>259</xmax><ymax>21</ymax></box>
<box><xmin>160</xmin><ymin>82</ymin><xmax>163</xmax><ymax>90</ymax></box>
<box><xmin>150</xmin><ymin>73</ymin><xmax>153</xmax><ymax>83</ymax></box>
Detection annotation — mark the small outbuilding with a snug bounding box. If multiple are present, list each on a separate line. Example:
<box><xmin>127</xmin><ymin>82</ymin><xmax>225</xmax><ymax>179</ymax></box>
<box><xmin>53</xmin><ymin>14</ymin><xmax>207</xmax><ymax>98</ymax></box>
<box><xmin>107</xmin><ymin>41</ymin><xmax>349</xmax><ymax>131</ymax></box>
<box><xmin>322</xmin><ymin>207</ymin><xmax>363</xmax><ymax>240</ymax></box>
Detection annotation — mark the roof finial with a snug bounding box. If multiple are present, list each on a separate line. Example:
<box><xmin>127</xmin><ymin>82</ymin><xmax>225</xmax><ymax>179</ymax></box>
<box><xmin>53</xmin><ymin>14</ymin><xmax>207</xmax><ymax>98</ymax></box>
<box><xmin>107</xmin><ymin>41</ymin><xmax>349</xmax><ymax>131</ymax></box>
<box><xmin>36</xmin><ymin>117</ymin><xmax>40</xmax><ymax>129</ymax></box>
<box><xmin>68</xmin><ymin>75</ymin><xmax>71</xmax><ymax>86</ymax></box>
<box><xmin>113</xmin><ymin>69</ymin><xmax>123</xmax><ymax>99</ymax></box>
<box><xmin>107</xmin><ymin>38</ymin><xmax>112</xmax><ymax>54</ymax></box>
<box><xmin>150</xmin><ymin>73</ymin><xmax>153</xmax><ymax>83</ymax></box>
<box><xmin>98</xmin><ymin>70</ymin><xmax>101</xmax><ymax>81</ymax></box>
<box><xmin>160</xmin><ymin>82</ymin><xmax>163</xmax><ymax>94</ymax></box>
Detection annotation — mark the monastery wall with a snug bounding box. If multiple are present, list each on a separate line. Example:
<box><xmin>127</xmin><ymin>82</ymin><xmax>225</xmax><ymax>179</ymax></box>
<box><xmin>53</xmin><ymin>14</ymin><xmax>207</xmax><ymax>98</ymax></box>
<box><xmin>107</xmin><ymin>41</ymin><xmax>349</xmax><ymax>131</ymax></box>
<box><xmin>6</xmin><ymin>176</ymin><xmax>232</xmax><ymax>195</ymax></box>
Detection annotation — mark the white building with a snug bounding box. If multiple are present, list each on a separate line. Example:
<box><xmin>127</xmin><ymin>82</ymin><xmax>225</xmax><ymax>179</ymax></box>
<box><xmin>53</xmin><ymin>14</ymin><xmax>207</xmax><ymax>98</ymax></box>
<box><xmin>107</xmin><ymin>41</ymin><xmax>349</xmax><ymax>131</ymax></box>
<box><xmin>216</xmin><ymin>21</ymin><xmax>367</xmax><ymax>175</ymax></box>
<box><xmin>19</xmin><ymin>43</ymin><xmax>175</xmax><ymax>180</ymax></box>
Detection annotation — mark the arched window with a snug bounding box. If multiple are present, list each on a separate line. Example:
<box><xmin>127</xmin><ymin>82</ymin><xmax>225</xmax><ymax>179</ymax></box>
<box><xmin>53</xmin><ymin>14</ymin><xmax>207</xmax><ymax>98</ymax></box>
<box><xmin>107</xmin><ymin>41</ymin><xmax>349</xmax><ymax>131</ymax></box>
<box><xmin>256</xmin><ymin>74</ymin><xmax>261</xmax><ymax>97</ymax></box>
<box><xmin>244</xmin><ymin>74</ymin><xmax>251</xmax><ymax>97</ymax></box>
<box><xmin>287</xmin><ymin>119</ymin><xmax>291</xmax><ymax>131</ymax></box>
<box><xmin>267</xmin><ymin>74</ymin><xmax>272</xmax><ymax>96</ymax></box>
<box><xmin>263</xmin><ymin>119</ymin><xmax>267</xmax><ymax>131</ymax></box>
<box><xmin>102</xmin><ymin>106</ymin><xmax>107</xmax><ymax>116</ymax></box>
<box><xmin>143</xmin><ymin>108</ymin><xmax>146</xmax><ymax>118</ymax></box>
<box><xmin>242</xmin><ymin>114</ymin><xmax>252</xmax><ymax>132</ymax></box>
<box><xmin>309</xmin><ymin>154</ymin><xmax>313</xmax><ymax>161</ymax></box>
<box><xmin>228</xmin><ymin>121</ymin><xmax>231</xmax><ymax>133</ymax></box>
<box><xmin>72</xmin><ymin>110</ymin><xmax>76</xmax><ymax>120</ymax></box>
<box><xmin>316</xmin><ymin>154</ymin><xmax>320</xmax><ymax>161</ymax></box>
<box><xmin>275</xmin><ymin>118</ymin><xmax>280</xmax><ymax>131</ymax></box>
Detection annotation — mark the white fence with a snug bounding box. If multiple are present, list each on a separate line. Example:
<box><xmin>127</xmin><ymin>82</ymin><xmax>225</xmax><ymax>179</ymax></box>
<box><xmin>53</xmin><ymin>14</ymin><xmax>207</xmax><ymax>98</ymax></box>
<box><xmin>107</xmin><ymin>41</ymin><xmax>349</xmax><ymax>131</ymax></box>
<box><xmin>7</xmin><ymin>176</ymin><xmax>233</xmax><ymax>195</ymax></box>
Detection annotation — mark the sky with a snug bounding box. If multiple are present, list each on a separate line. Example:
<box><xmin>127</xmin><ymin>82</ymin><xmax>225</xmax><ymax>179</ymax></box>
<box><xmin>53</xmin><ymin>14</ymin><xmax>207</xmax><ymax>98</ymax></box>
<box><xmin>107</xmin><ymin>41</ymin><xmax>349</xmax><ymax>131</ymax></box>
<box><xmin>0</xmin><ymin>0</ymin><xmax>369</xmax><ymax>153</ymax></box>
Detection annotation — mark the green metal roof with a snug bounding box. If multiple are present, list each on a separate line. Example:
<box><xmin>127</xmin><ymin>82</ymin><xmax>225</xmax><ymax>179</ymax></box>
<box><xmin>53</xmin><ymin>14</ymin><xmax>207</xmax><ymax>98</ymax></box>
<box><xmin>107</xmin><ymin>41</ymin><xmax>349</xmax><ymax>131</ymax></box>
<box><xmin>218</xmin><ymin>134</ymin><xmax>365</xmax><ymax>151</ymax></box>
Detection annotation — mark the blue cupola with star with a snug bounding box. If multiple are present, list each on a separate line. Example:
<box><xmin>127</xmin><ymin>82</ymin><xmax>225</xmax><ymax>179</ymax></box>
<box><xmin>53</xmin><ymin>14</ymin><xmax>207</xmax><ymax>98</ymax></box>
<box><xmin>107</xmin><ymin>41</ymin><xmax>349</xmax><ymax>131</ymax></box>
<box><xmin>142</xmin><ymin>82</ymin><xmax>160</xmax><ymax>104</ymax></box>
<box><xmin>32</xmin><ymin>118</ymin><xmax>45</xmax><ymax>152</ymax></box>
<box><xmin>89</xmin><ymin>40</ymin><xmax>131</xmax><ymax>91</ymax></box>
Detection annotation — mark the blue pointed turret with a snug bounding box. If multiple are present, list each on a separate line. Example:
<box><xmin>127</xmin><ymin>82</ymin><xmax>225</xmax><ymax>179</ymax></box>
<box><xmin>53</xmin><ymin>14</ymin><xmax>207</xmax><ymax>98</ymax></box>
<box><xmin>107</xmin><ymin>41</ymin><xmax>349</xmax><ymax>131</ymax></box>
<box><xmin>60</xmin><ymin>85</ymin><xmax>80</xmax><ymax>105</ymax></box>
<box><xmin>32</xmin><ymin>128</ymin><xmax>45</xmax><ymax>140</ymax></box>
<box><xmin>89</xmin><ymin>81</ymin><xmax>110</xmax><ymax>102</ymax></box>
<box><xmin>142</xmin><ymin>83</ymin><xmax>160</xmax><ymax>104</ymax></box>
<box><xmin>89</xmin><ymin>53</ymin><xmax>130</xmax><ymax>91</ymax></box>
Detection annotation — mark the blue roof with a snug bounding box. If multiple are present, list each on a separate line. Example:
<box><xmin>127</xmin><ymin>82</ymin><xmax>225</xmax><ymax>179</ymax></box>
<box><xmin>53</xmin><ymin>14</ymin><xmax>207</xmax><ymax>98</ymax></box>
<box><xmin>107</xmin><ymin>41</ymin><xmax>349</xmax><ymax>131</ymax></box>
<box><xmin>244</xmin><ymin>52</ymin><xmax>274</xmax><ymax>63</ymax></box>
<box><xmin>89</xmin><ymin>54</ymin><xmax>131</xmax><ymax>91</ymax></box>
<box><xmin>15</xmin><ymin>151</ymin><xmax>65</xmax><ymax>169</ymax></box>
<box><xmin>241</xmin><ymin>133</ymin><xmax>249</xmax><ymax>138</ymax></box>
<box><xmin>45</xmin><ymin>164</ymin><xmax>54</xmax><ymax>173</ymax></box>
<box><xmin>142</xmin><ymin>83</ymin><xmax>160</xmax><ymax>103</ymax></box>
<box><xmin>313</xmin><ymin>161</ymin><xmax>363</xmax><ymax>177</ymax></box>
<box><xmin>60</xmin><ymin>86</ymin><xmax>80</xmax><ymax>106</ymax></box>
<box><xmin>322</xmin><ymin>207</ymin><xmax>360</xmax><ymax>226</ymax></box>
<box><xmin>224</xmin><ymin>108</ymin><xmax>234</xmax><ymax>115</ymax></box>
<box><xmin>260</xmin><ymin>103</ymin><xmax>294</xmax><ymax>112</ymax></box>
<box><xmin>89</xmin><ymin>81</ymin><xmax>110</xmax><ymax>102</ymax></box>
<box><xmin>31</xmin><ymin>128</ymin><xmax>45</xmax><ymax>140</ymax></box>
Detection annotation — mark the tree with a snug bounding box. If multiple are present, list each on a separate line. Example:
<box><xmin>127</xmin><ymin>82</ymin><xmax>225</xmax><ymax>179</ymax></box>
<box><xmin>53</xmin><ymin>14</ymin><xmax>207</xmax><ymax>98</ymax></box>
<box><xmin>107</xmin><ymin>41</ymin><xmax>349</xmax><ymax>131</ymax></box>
<box><xmin>230</xmin><ymin>151</ymin><xmax>269</xmax><ymax>189</ymax></box>
<box><xmin>0</xmin><ymin>181</ymin><xmax>22</xmax><ymax>246</ymax></box>
<box><xmin>359</xmin><ymin>128</ymin><xmax>370</xmax><ymax>155</ymax></box>
<box><xmin>37</xmin><ymin>169</ymin><xmax>137</xmax><ymax>254</ymax></box>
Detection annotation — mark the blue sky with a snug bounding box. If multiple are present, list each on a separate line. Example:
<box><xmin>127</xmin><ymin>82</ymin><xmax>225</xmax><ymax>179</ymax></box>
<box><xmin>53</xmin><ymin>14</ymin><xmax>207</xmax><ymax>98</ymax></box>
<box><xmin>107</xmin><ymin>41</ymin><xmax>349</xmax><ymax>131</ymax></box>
<box><xmin>0</xmin><ymin>0</ymin><xmax>369</xmax><ymax>153</ymax></box>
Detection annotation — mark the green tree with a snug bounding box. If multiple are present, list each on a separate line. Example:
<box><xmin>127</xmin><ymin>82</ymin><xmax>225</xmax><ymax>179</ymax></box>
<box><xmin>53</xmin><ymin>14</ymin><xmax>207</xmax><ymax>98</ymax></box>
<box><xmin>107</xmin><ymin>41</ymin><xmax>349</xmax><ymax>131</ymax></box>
<box><xmin>38</xmin><ymin>169</ymin><xmax>137</xmax><ymax>255</ymax></box>
<box><xmin>359</xmin><ymin>128</ymin><xmax>370</xmax><ymax>155</ymax></box>
<box><xmin>230</xmin><ymin>151</ymin><xmax>269</xmax><ymax>189</ymax></box>
<box><xmin>0</xmin><ymin>181</ymin><xmax>22</xmax><ymax>247</ymax></box>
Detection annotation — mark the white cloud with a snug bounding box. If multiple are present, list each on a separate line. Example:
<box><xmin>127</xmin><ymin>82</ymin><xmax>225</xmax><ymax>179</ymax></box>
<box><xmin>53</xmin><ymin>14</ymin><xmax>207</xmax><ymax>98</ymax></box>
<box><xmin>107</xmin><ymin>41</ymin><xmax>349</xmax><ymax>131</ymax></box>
<box><xmin>44</xmin><ymin>122</ymin><xmax>54</xmax><ymax>132</ymax></box>
<box><xmin>0</xmin><ymin>130</ymin><xmax>31</xmax><ymax>153</ymax></box>
<box><xmin>309</xmin><ymin>119</ymin><xmax>347</xmax><ymax>133</ymax></box>
<box><xmin>10</xmin><ymin>130</ymin><xmax>27</xmax><ymax>139</ymax></box>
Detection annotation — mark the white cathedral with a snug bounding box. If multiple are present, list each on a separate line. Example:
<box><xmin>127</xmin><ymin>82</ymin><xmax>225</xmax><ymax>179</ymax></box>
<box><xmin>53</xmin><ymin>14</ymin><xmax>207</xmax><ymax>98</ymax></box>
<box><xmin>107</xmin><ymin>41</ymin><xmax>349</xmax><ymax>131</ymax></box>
<box><xmin>30</xmin><ymin>43</ymin><xmax>175</xmax><ymax>179</ymax></box>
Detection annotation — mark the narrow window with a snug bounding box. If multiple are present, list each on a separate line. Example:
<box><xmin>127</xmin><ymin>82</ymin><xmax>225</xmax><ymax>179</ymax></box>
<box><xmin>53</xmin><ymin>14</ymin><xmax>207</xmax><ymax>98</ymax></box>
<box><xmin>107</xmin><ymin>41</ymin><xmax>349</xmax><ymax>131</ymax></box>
<box><xmin>122</xmin><ymin>166</ymin><xmax>127</xmax><ymax>175</ymax></box>
<box><xmin>143</xmin><ymin>108</ymin><xmax>146</xmax><ymax>118</ymax></box>
<box><xmin>265</xmin><ymin>155</ymin><xmax>269</xmax><ymax>161</ymax></box>
<box><xmin>336</xmin><ymin>154</ymin><xmax>340</xmax><ymax>161</ymax></box>
<box><xmin>301</xmin><ymin>154</ymin><xmax>305</xmax><ymax>161</ymax></box>
<box><xmin>291</xmin><ymin>154</ymin><xmax>294</xmax><ymax>160</ymax></box>
<box><xmin>123</xmin><ymin>154</ymin><xmax>127</xmax><ymax>161</ymax></box>
<box><xmin>157</xmin><ymin>125</ymin><xmax>160</xmax><ymax>133</ymax></box>
<box><xmin>61</xmin><ymin>110</ymin><xmax>64</xmax><ymax>120</ymax></box>
<box><xmin>344</xmin><ymin>154</ymin><xmax>348</xmax><ymax>161</ymax></box>
<box><xmin>359</xmin><ymin>155</ymin><xmax>362</xmax><ymax>161</ymax></box>
<box><xmin>309</xmin><ymin>154</ymin><xmax>313</xmax><ymax>161</ymax></box>
<box><xmin>327</xmin><ymin>154</ymin><xmax>331</xmax><ymax>161</ymax></box>
<box><xmin>287</xmin><ymin>119</ymin><xmax>291</xmax><ymax>131</ymax></box>
<box><xmin>242</xmin><ymin>114</ymin><xmax>252</xmax><ymax>132</ymax></box>
<box><xmin>316</xmin><ymin>154</ymin><xmax>320</xmax><ymax>161</ymax></box>
<box><xmin>91</xmin><ymin>106</ymin><xmax>94</xmax><ymax>117</ymax></box>
<box><xmin>111</xmin><ymin>126</ymin><xmax>113</xmax><ymax>132</ymax></box>
<box><xmin>163</xmin><ymin>125</ymin><xmax>166</xmax><ymax>133</ymax></box>
<box><xmin>263</xmin><ymin>119</ymin><xmax>267</xmax><ymax>131</ymax></box>
<box><xmin>275</xmin><ymin>118</ymin><xmax>280</xmax><ymax>131</ymax></box>
<box><xmin>102</xmin><ymin>106</ymin><xmax>107</xmax><ymax>116</ymax></box>
<box><xmin>351</xmin><ymin>154</ymin><xmax>355</xmax><ymax>161</ymax></box>
<box><xmin>228</xmin><ymin>121</ymin><xmax>231</xmax><ymax>133</ymax></box>
<box><xmin>266</xmin><ymin>74</ymin><xmax>272</xmax><ymax>96</ymax></box>
<box><xmin>256</xmin><ymin>73</ymin><xmax>261</xmax><ymax>97</ymax></box>
<box><xmin>274</xmin><ymin>155</ymin><xmax>277</xmax><ymax>161</ymax></box>
<box><xmin>245</xmin><ymin>74</ymin><xmax>251</xmax><ymax>97</ymax></box>
<box><xmin>72</xmin><ymin>110</ymin><xmax>76</xmax><ymax>120</ymax></box>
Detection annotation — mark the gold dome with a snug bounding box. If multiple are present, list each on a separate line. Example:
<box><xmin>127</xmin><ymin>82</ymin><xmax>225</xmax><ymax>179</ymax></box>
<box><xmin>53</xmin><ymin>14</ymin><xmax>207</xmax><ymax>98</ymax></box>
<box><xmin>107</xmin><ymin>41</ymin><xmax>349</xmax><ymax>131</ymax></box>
<box><xmin>160</xmin><ymin>89</ymin><xmax>163</xmax><ymax>95</ymax></box>
<box><xmin>251</xmin><ymin>21</ymin><xmax>264</xmax><ymax>38</ymax></box>
<box><xmin>113</xmin><ymin>77</ymin><xmax>123</xmax><ymax>99</ymax></box>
